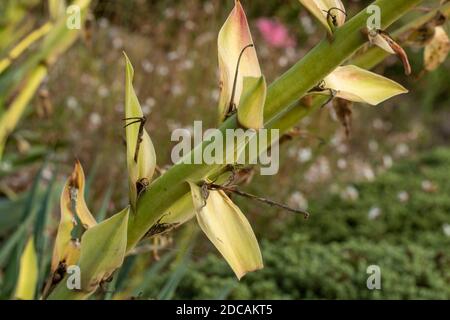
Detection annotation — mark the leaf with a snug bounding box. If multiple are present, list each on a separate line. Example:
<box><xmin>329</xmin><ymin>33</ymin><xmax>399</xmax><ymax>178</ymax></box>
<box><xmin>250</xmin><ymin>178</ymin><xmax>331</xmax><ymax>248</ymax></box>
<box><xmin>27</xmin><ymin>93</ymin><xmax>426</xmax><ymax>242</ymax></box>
<box><xmin>0</xmin><ymin>65</ymin><xmax>48</xmax><ymax>158</ymax></box>
<box><xmin>96</xmin><ymin>184</ymin><xmax>114</xmax><ymax>222</ymax></box>
<box><xmin>424</xmin><ymin>26</ymin><xmax>450</xmax><ymax>71</ymax></box>
<box><xmin>124</xmin><ymin>53</ymin><xmax>157</xmax><ymax>208</ymax></box>
<box><xmin>34</xmin><ymin>173</ymin><xmax>57</xmax><ymax>293</ymax></box>
<box><xmin>323</xmin><ymin>65</ymin><xmax>408</xmax><ymax>105</ymax></box>
<box><xmin>131</xmin><ymin>251</ymin><xmax>175</xmax><ymax>298</ymax></box>
<box><xmin>14</xmin><ymin>237</ymin><xmax>38</xmax><ymax>300</ymax></box>
<box><xmin>298</xmin><ymin>0</ymin><xmax>346</xmax><ymax>35</ymax></box>
<box><xmin>0</xmin><ymin>163</ymin><xmax>46</xmax><ymax>268</ymax></box>
<box><xmin>48</xmin><ymin>0</ymin><xmax>66</xmax><ymax>21</ymax></box>
<box><xmin>237</xmin><ymin>76</ymin><xmax>267</xmax><ymax>130</ymax></box>
<box><xmin>188</xmin><ymin>182</ymin><xmax>263</xmax><ymax>280</ymax></box>
<box><xmin>104</xmin><ymin>255</ymin><xmax>136</xmax><ymax>300</ymax></box>
<box><xmin>218</xmin><ymin>0</ymin><xmax>261</xmax><ymax>123</ymax></box>
<box><xmin>51</xmin><ymin>160</ymin><xmax>96</xmax><ymax>272</ymax></box>
<box><xmin>77</xmin><ymin>207</ymin><xmax>129</xmax><ymax>292</ymax></box>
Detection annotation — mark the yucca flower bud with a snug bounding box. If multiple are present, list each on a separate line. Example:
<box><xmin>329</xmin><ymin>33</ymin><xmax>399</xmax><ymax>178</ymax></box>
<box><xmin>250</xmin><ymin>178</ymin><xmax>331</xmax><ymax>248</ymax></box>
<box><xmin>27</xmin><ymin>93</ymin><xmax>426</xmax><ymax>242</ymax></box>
<box><xmin>189</xmin><ymin>181</ymin><xmax>263</xmax><ymax>279</ymax></box>
<box><xmin>218</xmin><ymin>0</ymin><xmax>262</xmax><ymax>123</ymax></box>
<box><xmin>299</xmin><ymin>0</ymin><xmax>346</xmax><ymax>35</ymax></box>
<box><xmin>322</xmin><ymin>65</ymin><xmax>408</xmax><ymax>105</ymax></box>
<box><xmin>124</xmin><ymin>54</ymin><xmax>157</xmax><ymax>209</ymax></box>
<box><xmin>51</xmin><ymin>161</ymin><xmax>97</xmax><ymax>273</ymax></box>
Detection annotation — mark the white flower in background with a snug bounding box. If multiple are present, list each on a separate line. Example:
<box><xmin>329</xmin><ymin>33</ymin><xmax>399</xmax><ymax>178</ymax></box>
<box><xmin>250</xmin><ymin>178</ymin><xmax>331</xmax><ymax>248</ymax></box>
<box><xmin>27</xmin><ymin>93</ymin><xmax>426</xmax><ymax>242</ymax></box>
<box><xmin>180</xmin><ymin>59</ymin><xmax>194</xmax><ymax>70</ymax></box>
<box><xmin>167</xmin><ymin>51</ymin><xmax>179</xmax><ymax>61</ymax></box>
<box><xmin>362</xmin><ymin>165</ymin><xmax>375</xmax><ymax>182</ymax></box>
<box><xmin>421</xmin><ymin>180</ymin><xmax>438</xmax><ymax>193</ymax></box>
<box><xmin>305</xmin><ymin>157</ymin><xmax>331</xmax><ymax>183</ymax></box>
<box><xmin>382</xmin><ymin>155</ymin><xmax>393</xmax><ymax>169</ymax></box>
<box><xmin>142</xmin><ymin>60</ymin><xmax>154</xmax><ymax>73</ymax></box>
<box><xmin>145</xmin><ymin>97</ymin><xmax>156</xmax><ymax>108</ymax></box>
<box><xmin>157</xmin><ymin>65</ymin><xmax>169</xmax><ymax>77</ymax></box>
<box><xmin>443</xmin><ymin>224</ymin><xmax>450</xmax><ymax>237</ymax></box>
<box><xmin>171</xmin><ymin>83</ymin><xmax>184</xmax><ymax>96</ymax></box>
<box><xmin>204</xmin><ymin>2</ymin><xmax>214</xmax><ymax>15</ymax></box>
<box><xmin>97</xmin><ymin>85</ymin><xmax>109</xmax><ymax>98</ymax></box>
<box><xmin>278</xmin><ymin>56</ymin><xmax>289</xmax><ymax>67</ymax></box>
<box><xmin>288</xmin><ymin>191</ymin><xmax>309</xmax><ymax>211</ymax></box>
<box><xmin>112</xmin><ymin>37</ymin><xmax>123</xmax><ymax>49</ymax></box>
<box><xmin>368</xmin><ymin>207</ymin><xmax>382</xmax><ymax>220</ymax></box>
<box><xmin>42</xmin><ymin>167</ymin><xmax>54</xmax><ymax>181</ymax></box>
<box><xmin>341</xmin><ymin>185</ymin><xmax>359</xmax><ymax>202</ymax></box>
<box><xmin>66</xmin><ymin>96</ymin><xmax>79</xmax><ymax>110</ymax></box>
<box><xmin>397</xmin><ymin>191</ymin><xmax>409</xmax><ymax>203</ymax></box>
<box><xmin>372</xmin><ymin>118</ymin><xmax>385</xmax><ymax>130</ymax></box>
<box><xmin>337</xmin><ymin>158</ymin><xmax>347</xmax><ymax>170</ymax></box>
<box><xmin>297</xmin><ymin>148</ymin><xmax>312</xmax><ymax>163</ymax></box>
<box><xmin>368</xmin><ymin>140</ymin><xmax>379</xmax><ymax>152</ymax></box>
<box><xmin>300</xmin><ymin>14</ymin><xmax>316</xmax><ymax>35</ymax></box>
<box><xmin>89</xmin><ymin>112</ymin><xmax>102</xmax><ymax>129</ymax></box>
<box><xmin>395</xmin><ymin>143</ymin><xmax>409</xmax><ymax>156</ymax></box>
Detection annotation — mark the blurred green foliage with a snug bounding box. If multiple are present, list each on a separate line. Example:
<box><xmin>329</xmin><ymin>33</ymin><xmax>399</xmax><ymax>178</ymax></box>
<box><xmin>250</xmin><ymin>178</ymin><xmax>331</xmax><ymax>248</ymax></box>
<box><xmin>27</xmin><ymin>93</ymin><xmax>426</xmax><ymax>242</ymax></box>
<box><xmin>138</xmin><ymin>148</ymin><xmax>450</xmax><ymax>299</ymax></box>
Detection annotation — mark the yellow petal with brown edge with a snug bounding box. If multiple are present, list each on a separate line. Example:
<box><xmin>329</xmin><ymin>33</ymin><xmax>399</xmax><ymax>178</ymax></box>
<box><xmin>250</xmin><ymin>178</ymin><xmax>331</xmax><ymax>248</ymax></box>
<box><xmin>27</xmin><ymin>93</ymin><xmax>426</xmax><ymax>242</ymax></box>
<box><xmin>299</xmin><ymin>0</ymin><xmax>346</xmax><ymax>35</ymax></box>
<box><xmin>188</xmin><ymin>181</ymin><xmax>263</xmax><ymax>280</ymax></box>
<box><xmin>218</xmin><ymin>0</ymin><xmax>261</xmax><ymax>123</ymax></box>
<box><xmin>51</xmin><ymin>160</ymin><xmax>96</xmax><ymax>272</ymax></box>
<box><xmin>424</xmin><ymin>26</ymin><xmax>450</xmax><ymax>71</ymax></box>
<box><xmin>323</xmin><ymin>65</ymin><xmax>408</xmax><ymax>105</ymax></box>
<box><xmin>367</xmin><ymin>29</ymin><xmax>411</xmax><ymax>75</ymax></box>
<box><xmin>124</xmin><ymin>53</ymin><xmax>157</xmax><ymax>208</ymax></box>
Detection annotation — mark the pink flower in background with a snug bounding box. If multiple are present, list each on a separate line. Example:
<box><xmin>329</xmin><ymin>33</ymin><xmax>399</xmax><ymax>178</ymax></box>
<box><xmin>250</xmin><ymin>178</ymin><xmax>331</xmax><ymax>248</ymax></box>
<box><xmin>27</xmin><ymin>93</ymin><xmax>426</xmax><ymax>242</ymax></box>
<box><xmin>256</xmin><ymin>18</ymin><xmax>296</xmax><ymax>49</ymax></box>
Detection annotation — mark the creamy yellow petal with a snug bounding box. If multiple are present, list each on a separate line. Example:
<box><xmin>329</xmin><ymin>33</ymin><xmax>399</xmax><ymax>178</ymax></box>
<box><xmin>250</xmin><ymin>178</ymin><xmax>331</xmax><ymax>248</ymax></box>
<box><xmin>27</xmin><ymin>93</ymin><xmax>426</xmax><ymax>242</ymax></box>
<box><xmin>218</xmin><ymin>0</ymin><xmax>261</xmax><ymax>123</ymax></box>
<box><xmin>189</xmin><ymin>182</ymin><xmax>263</xmax><ymax>279</ymax></box>
<box><xmin>51</xmin><ymin>161</ymin><xmax>96</xmax><ymax>272</ymax></box>
<box><xmin>124</xmin><ymin>53</ymin><xmax>157</xmax><ymax>207</ymax></box>
<box><xmin>323</xmin><ymin>65</ymin><xmax>408</xmax><ymax>105</ymax></box>
<box><xmin>299</xmin><ymin>0</ymin><xmax>346</xmax><ymax>34</ymax></box>
<box><xmin>369</xmin><ymin>31</ymin><xmax>396</xmax><ymax>54</ymax></box>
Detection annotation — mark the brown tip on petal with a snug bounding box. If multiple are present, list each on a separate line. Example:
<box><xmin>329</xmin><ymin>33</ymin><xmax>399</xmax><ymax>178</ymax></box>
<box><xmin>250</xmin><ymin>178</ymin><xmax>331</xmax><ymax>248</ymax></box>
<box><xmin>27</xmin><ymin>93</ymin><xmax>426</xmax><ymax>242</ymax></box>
<box><xmin>70</xmin><ymin>159</ymin><xmax>86</xmax><ymax>191</ymax></box>
<box><xmin>392</xmin><ymin>42</ymin><xmax>412</xmax><ymax>75</ymax></box>
<box><xmin>379</xmin><ymin>31</ymin><xmax>412</xmax><ymax>76</ymax></box>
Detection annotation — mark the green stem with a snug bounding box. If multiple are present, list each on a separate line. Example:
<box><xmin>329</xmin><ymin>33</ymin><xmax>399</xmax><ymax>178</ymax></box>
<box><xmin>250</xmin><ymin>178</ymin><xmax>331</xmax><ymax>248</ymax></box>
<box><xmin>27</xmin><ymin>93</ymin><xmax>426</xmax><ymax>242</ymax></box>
<box><xmin>127</xmin><ymin>0</ymin><xmax>422</xmax><ymax>250</ymax></box>
<box><xmin>49</xmin><ymin>0</ymin><xmax>423</xmax><ymax>300</ymax></box>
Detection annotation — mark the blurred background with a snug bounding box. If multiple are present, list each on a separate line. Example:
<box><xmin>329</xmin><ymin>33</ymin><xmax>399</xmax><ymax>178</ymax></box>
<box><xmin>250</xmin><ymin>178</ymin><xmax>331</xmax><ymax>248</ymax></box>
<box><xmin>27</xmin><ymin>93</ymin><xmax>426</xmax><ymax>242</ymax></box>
<box><xmin>1</xmin><ymin>0</ymin><xmax>449</xmax><ymax>299</ymax></box>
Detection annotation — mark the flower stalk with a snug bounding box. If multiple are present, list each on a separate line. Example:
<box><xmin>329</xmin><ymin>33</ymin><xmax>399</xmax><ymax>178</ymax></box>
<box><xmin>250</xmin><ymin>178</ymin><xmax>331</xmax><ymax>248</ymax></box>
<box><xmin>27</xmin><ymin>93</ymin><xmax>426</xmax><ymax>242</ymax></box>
<box><xmin>49</xmin><ymin>0</ymin><xmax>425</xmax><ymax>299</ymax></box>
<box><xmin>127</xmin><ymin>0</ymin><xmax>423</xmax><ymax>252</ymax></box>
